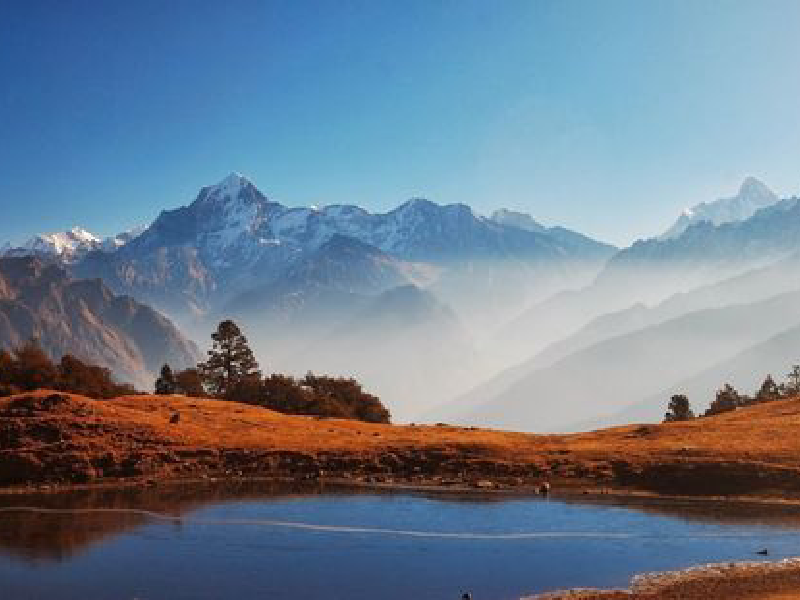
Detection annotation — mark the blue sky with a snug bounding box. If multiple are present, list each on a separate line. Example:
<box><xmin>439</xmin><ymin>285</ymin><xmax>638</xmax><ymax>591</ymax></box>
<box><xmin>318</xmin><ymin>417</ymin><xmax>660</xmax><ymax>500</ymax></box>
<box><xmin>2</xmin><ymin>0</ymin><xmax>800</xmax><ymax>246</ymax></box>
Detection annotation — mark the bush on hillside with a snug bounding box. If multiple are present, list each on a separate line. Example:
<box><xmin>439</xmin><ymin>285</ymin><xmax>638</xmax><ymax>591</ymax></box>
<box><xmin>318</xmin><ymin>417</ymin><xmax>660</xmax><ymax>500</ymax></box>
<box><xmin>174</xmin><ymin>367</ymin><xmax>206</xmax><ymax>397</ymax></box>
<box><xmin>663</xmin><ymin>394</ymin><xmax>694</xmax><ymax>422</ymax></box>
<box><xmin>301</xmin><ymin>373</ymin><xmax>391</xmax><ymax>424</ymax></box>
<box><xmin>224</xmin><ymin>372</ymin><xmax>391</xmax><ymax>424</ymax></box>
<box><xmin>754</xmin><ymin>375</ymin><xmax>781</xmax><ymax>403</ymax></box>
<box><xmin>57</xmin><ymin>354</ymin><xmax>136</xmax><ymax>399</ymax></box>
<box><xmin>704</xmin><ymin>384</ymin><xmax>743</xmax><ymax>417</ymax></box>
<box><xmin>192</xmin><ymin>320</ymin><xmax>390</xmax><ymax>424</ymax></box>
<box><xmin>0</xmin><ymin>342</ymin><xmax>136</xmax><ymax>399</ymax></box>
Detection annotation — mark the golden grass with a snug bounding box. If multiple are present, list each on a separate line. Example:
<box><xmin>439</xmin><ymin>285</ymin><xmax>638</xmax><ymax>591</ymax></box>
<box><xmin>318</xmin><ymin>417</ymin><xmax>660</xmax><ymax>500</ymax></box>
<box><xmin>21</xmin><ymin>390</ymin><xmax>800</xmax><ymax>464</ymax></box>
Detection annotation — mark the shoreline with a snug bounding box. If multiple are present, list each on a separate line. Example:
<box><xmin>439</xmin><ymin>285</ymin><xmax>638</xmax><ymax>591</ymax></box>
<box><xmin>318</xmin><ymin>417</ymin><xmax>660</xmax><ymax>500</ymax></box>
<box><xmin>530</xmin><ymin>558</ymin><xmax>800</xmax><ymax>599</ymax></box>
<box><xmin>4</xmin><ymin>474</ymin><xmax>800</xmax><ymax>599</ymax></box>
<box><xmin>8</xmin><ymin>392</ymin><xmax>800</xmax><ymax>598</ymax></box>
<box><xmin>7</xmin><ymin>471</ymin><xmax>800</xmax><ymax>512</ymax></box>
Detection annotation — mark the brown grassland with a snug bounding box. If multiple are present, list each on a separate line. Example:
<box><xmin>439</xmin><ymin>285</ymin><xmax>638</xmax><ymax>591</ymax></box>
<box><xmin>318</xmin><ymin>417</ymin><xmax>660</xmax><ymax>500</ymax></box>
<box><xmin>4</xmin><ymin>389</ymin><xmax>800</xmax><ymax>499</ymax></box>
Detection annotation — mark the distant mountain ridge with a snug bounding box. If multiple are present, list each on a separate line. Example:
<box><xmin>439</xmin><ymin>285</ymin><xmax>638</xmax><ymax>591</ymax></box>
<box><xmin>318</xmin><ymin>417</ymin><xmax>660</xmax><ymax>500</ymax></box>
<box><xmin>9</xmin><ymin>171</ymin><xmax>800</xmax><ymax>427</ymax></box>
<box><xmin>455</xmin><ymin>288</ymin><xmax>800</xmax><ymax>432</ymax></box>
<box><xmin>294</xmin><ymin>283</ymin><xmax>481</xmax><ymax>421</ymax></box>
<box><xmin>1</xmin><ymin>225</ymin><xmax>146</xmax><ymax>263</ymax></box>
<box><xmin>69</xmin><ymin>172</ymin><xmax>615</xmax><ymax>319</ymax></box>
<box><xmin>661</xmin><ymin>177</ymin><xmax>779</xmax><ymax>239</ymax></box>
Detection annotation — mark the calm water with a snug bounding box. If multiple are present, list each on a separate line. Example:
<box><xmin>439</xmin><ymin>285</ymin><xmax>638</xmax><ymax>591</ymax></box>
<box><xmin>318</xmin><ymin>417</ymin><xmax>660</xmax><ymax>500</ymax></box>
<box><xmin>1</xmin><ymin>482</ymin><xmax>800</xmax><ymax>600</ymax></box>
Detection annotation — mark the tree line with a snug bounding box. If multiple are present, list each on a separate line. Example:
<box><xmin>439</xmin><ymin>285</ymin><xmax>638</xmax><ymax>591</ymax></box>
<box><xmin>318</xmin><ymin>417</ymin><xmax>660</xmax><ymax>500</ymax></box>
<box><xmin>0</xmin><ymin>342</ymin><xmax>136</xmax><ymax>398</ymax></box>
<box><xmin>0</xmin><ymin>319</ymin><xmax>391</xmax><ymax>424</ymax></box>
<box><xmin>663</xmin><ymin>365</ymin><xmax>800</xmax><ymax>422</ymax></box>
<box><xmin>155</xmin><ymin>319</ymin><xmax>391</xmax><ymax>424</ymax></box>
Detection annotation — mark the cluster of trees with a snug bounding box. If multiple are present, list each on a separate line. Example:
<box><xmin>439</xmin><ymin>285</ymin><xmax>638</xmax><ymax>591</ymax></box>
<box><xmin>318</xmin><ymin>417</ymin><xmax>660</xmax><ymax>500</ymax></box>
<box><xmin>0</xmin><ymin>341</ymin><xmax>136</xmax><ymax>398</ymax></box>
<box><xmin>156</xmin><ymin>319</ymin><xmax>391</xmax><ymax>424</ymax></box>
<box><xmin>664</xmin><ymin>365</ymin><xmax>800</xmax><ymax>422</ymax></box>
<box><xmin>154</xmin><ymin>365</ymin><xmax>204</xmax><ymax>396</ymax></box>
<box><xmin>0</xmin><ymin>319</ymin><xmax>390</xmax><ymax>424</ymax></box>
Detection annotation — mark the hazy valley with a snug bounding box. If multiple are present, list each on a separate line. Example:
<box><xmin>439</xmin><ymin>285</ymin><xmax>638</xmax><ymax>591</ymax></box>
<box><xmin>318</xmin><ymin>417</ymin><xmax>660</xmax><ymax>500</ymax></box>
<box><xmin>4</xmin><ymin>174</ymin><xmax>800</xmax><ymax>430</ymax></box>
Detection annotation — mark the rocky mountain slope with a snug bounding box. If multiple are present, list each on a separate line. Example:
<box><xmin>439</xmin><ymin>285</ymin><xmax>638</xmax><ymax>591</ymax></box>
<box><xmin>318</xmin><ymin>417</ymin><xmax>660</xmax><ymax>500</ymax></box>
<box><xmin>0</xmin><ymin>257</ymin><xmax>200</xmax><ymax>389</ymax></box>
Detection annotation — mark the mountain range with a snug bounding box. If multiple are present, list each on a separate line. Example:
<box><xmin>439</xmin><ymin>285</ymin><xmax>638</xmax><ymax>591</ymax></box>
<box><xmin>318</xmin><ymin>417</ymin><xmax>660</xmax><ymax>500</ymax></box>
<box><xmin>4</xmin><ymin>172</ymin><xmax>800</xmax><ymax>429</ymax></box>
<box><xmin>1</xmin><ymin>226</ymin><xmax>146</xmax><ymax>263</ymax></box>
<box><xmin>65</xmin><ymin>173</ymin><xmax>616</xmax><ymax>319</ymax></box>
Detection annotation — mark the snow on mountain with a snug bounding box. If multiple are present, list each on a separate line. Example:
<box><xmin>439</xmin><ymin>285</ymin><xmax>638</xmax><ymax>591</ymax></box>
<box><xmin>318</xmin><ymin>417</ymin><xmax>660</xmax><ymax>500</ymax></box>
<box><xmin>129</xmin><ymin>172</ymin><xmax>615</xmax><ymax>271</ymax></box>
<box><xmin>661</xmin><ymin>176</ymin><xmax>779</xmax><ymax>239</ymax></box>
<box><xmin>1</xmin><ymin>226</ymin><xmax>103</xmax><ymax>262</ymax></box>
<box><xmin>490</xmin><ymin>209</ymin><xmax>547</xmax><ymax>233</ymax></box>
<box><xmin>72</xmin><ymin>172</ymin><xmax>616</xmax><ymax>320</ymax></box>
<box><xmin>490</xmin><ymin>208</ymin><xmax>617</xmax><ymax>257</ymax></box>
<box><xmin>32</xmin><ymin>226</ymin><xmax>100</xmax><ymax>256</ymax></box>
<box><xmin>101</xmin><ymin>225</ymin><xmax>147</xmax><ymax>252</ymax></box>
<box><xmin>3</xmin><ymin>225</ymin><xmax>146</xmax><ymax>263</ymax></box>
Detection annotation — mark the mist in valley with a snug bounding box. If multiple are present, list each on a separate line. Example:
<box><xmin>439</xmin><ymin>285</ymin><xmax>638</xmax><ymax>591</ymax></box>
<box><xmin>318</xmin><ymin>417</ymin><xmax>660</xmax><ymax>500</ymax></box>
<box><xmin>5</xmin><ymin>174</ymin><xmax>800</xmax><ymax>434</ymax></box>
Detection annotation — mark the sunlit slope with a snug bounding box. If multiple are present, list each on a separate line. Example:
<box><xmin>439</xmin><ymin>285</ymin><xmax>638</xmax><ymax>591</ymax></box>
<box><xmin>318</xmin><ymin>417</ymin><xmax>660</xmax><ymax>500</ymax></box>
<box><xmin>6</xmin><ymin>390</ymin><xmax>800</xmax><ymax>496</ymax></box>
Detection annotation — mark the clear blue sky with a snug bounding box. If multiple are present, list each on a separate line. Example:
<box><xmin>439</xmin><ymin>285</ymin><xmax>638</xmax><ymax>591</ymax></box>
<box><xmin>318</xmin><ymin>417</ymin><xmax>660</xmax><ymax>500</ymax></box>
<box><xmin>2</xmin><ymin>0</ymin><xmax>800</xmax><ymax>246</ymax></box>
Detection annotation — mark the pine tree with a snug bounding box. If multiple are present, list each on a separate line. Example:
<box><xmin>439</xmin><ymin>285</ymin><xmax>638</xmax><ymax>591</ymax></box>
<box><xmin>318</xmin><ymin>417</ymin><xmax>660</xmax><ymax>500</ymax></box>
<box><xmin>664</xmin><ymin>394</ymin><xmax>694</xmax><ymax>422</ymax></box>
<box><xmin>154</xmin><ymin>364</ymin><xmax>176</xmax><ymax>395</ymax></box>
<box><xmin>704</xmin><ymin>384</ymin><xmax>741</xmax><ymax>416</ymax></box>
<box><xmin>755</xmin><ymin>375</ymin><xmax>780</xmax><ymax>403</ymax></box>
<box><xmin>198</xmin><ymin>320</ymin><xmax>260</xmax><ymax>397</ymax></box>
<box><xmin>787</xmin><ymin>364</ymin><xmax>800</xmax><ymax>394</ymax></box>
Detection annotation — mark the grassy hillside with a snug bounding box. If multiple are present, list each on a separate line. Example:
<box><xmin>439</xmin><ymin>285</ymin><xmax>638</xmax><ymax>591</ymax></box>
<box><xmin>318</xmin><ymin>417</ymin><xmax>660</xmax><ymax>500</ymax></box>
<box><xmin>5</xmin><ymin>390</ymin><xmax>800</xmax><ymax>497</ymax></box>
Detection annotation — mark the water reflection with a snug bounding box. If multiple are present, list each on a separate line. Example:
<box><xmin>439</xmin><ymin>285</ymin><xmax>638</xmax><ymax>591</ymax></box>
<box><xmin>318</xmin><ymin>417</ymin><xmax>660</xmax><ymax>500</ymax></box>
<box><xmin>3</xmin><ymin>484</ymin><xmax>800</xmax><ymax>599</ymax></box>
<box><xmin>0</xmin><ymin>480</ymin><xmax>328</xmax><ymax>561</ymax></box>
<box><xmin>2</xmin><ymin>482</ymin><xmax>800</xmax><ymax>563</ymax></box>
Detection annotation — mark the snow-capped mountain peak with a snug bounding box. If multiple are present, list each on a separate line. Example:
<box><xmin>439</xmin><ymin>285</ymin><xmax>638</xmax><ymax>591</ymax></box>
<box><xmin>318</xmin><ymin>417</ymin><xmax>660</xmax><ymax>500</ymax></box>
<box><xmin>662</xmin><ymin>177</ymin><xmax>779</xmax><ymax>239</ymax></box>
<box><xmin>2</xmin><ymin>224</ymin><xmax>145</xmax><ymax>263</ymax></box>
<box><xmin>196</xmin><ymin>172</ymin><xmax>257</xmax><ymax>206</ymax></box>
<box><xmin>24</xmin><ymin>226</ymin><xmax>101</xmax><ymax>258</ymax></box>
<box><xmin>490</xmin><ymin>209</ymin><xmax>547</xmax><ymax>233</ymax></box>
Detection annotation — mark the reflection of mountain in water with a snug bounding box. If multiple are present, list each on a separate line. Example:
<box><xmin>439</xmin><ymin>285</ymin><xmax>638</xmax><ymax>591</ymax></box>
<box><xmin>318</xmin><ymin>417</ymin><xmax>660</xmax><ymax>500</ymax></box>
<box><xmin>0</xmin><ymin>508</ymin><xmax>147</xmax><ymax>563</ymax></box>
<box><xmin>0</xmin><ymin>481</ymin><xmax>330</xmax><ymax>562</ymax></box>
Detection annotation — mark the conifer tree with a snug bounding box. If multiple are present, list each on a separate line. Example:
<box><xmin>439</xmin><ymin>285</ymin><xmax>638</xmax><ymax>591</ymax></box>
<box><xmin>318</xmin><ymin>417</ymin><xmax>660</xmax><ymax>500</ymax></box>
<box><xmin>704</xmin><ymin>383</ymin><xmax>741</xmax><ymax>416</ymax></box>
<box><xmin>787</xmin><ymin>364</ymin><xmax>800</xmax><ymax>394</ymax></box>
<box><xmin>755</xmin><ymin>374</ymin><xmax>780</xmax><ymax>402</ymax></box>
<box><xmin>199</xmin><ymin>320</ymin><xmax>260</xmax><ymax>396</ymax></box>
<box><xmin>155</xmin><ymin>364</ymin><xmax>176</xmax><ymax>395</ymax></box>
<box><xmin>664</xmin><ymin>394</ymin><xmax>694</xmax><ymax>422</ymax></box>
